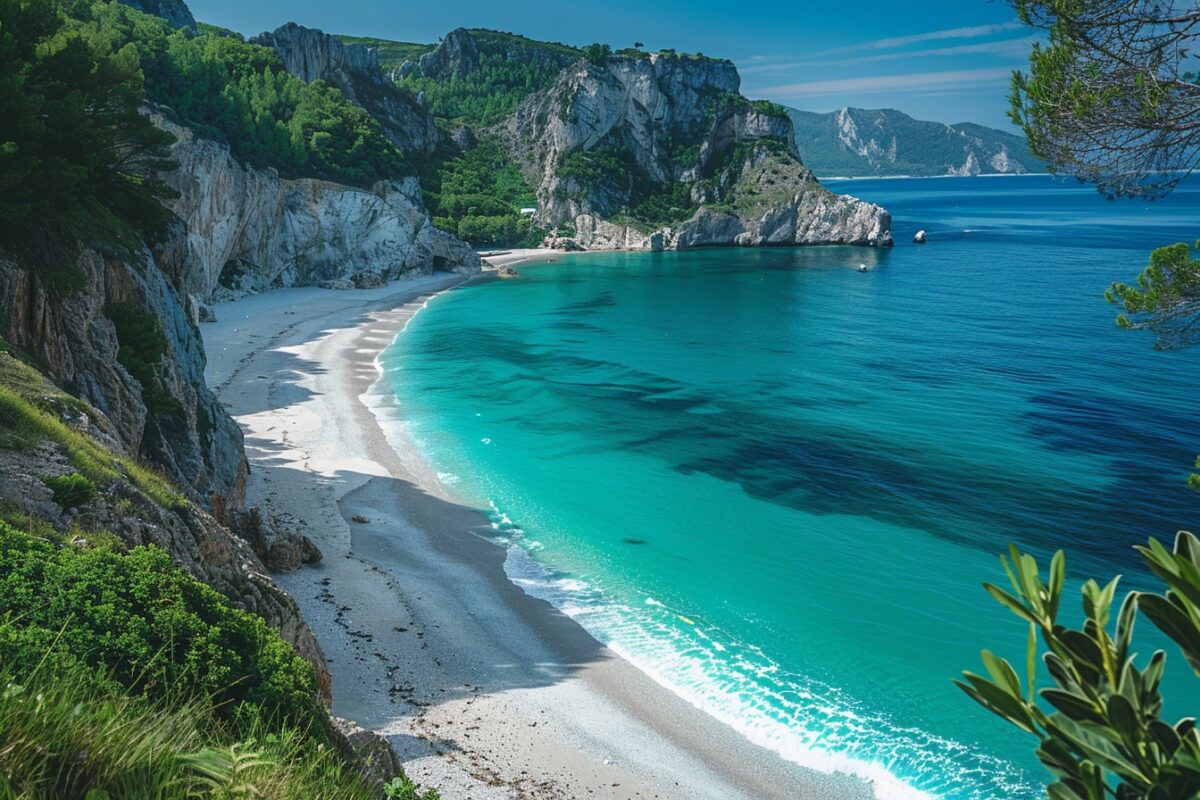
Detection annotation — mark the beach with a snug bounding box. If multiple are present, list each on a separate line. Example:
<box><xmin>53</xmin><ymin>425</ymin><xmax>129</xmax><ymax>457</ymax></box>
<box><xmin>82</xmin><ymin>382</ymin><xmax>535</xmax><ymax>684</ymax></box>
<box><xmin>202</xmin><ymin>264</ymin><xmax>872</xmax><ymax>800</ymax></box>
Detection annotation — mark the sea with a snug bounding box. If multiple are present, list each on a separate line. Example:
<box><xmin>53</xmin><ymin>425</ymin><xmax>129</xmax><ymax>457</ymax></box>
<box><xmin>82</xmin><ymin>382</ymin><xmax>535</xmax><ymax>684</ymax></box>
<box><xmin>376</xmin><ymin>174</ymin><xmax>1200</xmax><ymax>799</ymax></box>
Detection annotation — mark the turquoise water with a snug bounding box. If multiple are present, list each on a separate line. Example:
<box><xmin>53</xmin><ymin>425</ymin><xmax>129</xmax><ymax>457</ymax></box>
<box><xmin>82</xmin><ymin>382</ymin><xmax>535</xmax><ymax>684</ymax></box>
<box><xmin>379</xmin><ymin>176</ymin><xmax>1200</xmax><ymax>799</ymax></box>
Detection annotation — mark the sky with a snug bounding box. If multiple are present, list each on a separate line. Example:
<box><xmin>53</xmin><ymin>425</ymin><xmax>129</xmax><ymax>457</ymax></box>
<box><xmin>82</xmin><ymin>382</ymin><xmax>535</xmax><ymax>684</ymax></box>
<box><xmin>185</xmin><ymin>0</ymin><xmax>1036</xmax><ymax>129</ymax></box>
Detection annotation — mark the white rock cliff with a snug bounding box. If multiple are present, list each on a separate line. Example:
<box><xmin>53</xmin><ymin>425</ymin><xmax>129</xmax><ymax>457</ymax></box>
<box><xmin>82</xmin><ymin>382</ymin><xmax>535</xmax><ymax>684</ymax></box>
<box><xmin>155</xmin><ymin>116</ymin><xmax>480</xmax><ymax>302</ymax></box>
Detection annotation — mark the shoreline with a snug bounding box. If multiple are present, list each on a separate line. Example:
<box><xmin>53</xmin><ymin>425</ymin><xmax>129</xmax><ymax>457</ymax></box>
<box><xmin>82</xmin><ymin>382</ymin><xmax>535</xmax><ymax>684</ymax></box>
<box><xmin>202</xmin><ymin>267</ymin><xmax>874</xmax><ymax>800</ymax></box>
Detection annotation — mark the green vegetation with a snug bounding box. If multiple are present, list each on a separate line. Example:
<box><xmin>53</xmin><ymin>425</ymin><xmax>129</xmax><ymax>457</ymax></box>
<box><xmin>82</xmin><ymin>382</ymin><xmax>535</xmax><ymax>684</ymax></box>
<box><xmin>0</xmin><ymin>0</ymin><xmax>178</xmax><ymax>289</ymax></box>
<box><xmin>64</xmin><ymin>0</ymin><xmax>407</xmax><ymax>186</ymax></box>
<box><xmin>746</xmin><ymin>98</ymin><xmax>789</xmax><ymax>120</ymax></box>
<box><xmin>106</xmin><ymin>301</ymin><xmax>180</xmax><ymax>415</ymax></box>
<box><xmin>0</xmin><ymin>350</ymin><xmax>183</xmax><ymax>508</ymax></box>
<box><xmin>42</xmin><ymin>472</ymin><xmax>96</xmax><ymax>509</ymax></box>
<box><xmin>418</xmin><ymin>138</ymin><xmax>543</xmax><ymax>248</ymax></box>
<box><xmin>581</xmin><ymin>42</ymin><xmax>611</xmax><ymax>64</ymax></box>
<box><xmin>0</xmin><ymin>523</ymin><xmax>438</xmax><ymax>800</ymax></box>
<box><xmin>0</xmin><ymin>527</ymin><xmax>318</xmax><ymax>728</ymax></box>
<box><xmin>1008</xmin><ymin>0</ymin><xmax>1199</xmax><ymax>200</ymax></box>
<box><xmin>336</xmin><ymin>35</ymin><xmax>434</xmax><ymax>74</ymax></box>
<box><xmin>957</xmin><ymin>536</ymin><xmax>1200</xmax><ymax>799</ymax></box>
<box><xmin>1105</xmin><ymin>240</ymin><xmax>1200</xmax><ymax>352</ymax></box>
<box><xmin>399</xmin><ymin>30</ymin><xmax>579</xmax><ymax>126</ymax></box>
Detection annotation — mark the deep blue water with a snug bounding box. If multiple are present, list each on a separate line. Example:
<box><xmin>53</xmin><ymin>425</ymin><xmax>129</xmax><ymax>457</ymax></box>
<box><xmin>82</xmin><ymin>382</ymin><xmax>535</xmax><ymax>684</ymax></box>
<box><xmin>379</xmin><ymin>175</ymin><xmax>1200</xmax><ymax>799</ymax></box>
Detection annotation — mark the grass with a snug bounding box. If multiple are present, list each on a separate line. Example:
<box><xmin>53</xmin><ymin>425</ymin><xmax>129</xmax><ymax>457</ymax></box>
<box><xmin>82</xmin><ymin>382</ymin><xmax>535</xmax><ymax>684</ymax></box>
<box><xmin>0</xmin><ymin>664</ymin><xmax>391</xmax><ymax>800</ymax></box>
<box><xmin>0</xmin><ymin>351</ymin><xmax>184</xmax><ymax>509</ymax></box>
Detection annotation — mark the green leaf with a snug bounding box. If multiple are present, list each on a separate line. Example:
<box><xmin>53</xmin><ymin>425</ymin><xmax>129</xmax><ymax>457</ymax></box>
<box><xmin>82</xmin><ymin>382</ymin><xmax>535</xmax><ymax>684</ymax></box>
<box><xmin>957</xmin><ymin>673</ymin><xmax>1037</xmax><ymax>733</ymax></box>
<box><xmin>1043</xmin><ymin>688</ymin><xmax>1105</xmax><ymax>724</ymax></box>
<box><xmin>1138</xmin><ymin>594</ymin><xmax>1200</xmax><ymax>676</ymax></box>
<box><xmin>1048</xmin><ymin>549</ymin><xmax>1066</xmax><ymax>620</ymax></box>
<box><xmin>984</xmin><ymin>583</ymin><xmax>1039</xmax><ymax>625</ymax></box>
<box><xmin>1106</xmin><ymin>694</ymin><xmax>1140</xmax><ymax>743</ymax></box>
<box><xmin>981</xmin><ymin>650</ymin><xmax>1022</xmax><ymax>699</ymax></box>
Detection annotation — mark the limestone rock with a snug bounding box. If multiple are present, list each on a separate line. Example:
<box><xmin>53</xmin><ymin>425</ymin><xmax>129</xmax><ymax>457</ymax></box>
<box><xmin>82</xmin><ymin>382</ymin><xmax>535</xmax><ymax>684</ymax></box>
<box><xmin>331</xmin><ymin>717</ymin><xmax>405</xmax><ymax>789</ymax></box>
<box><xmin>504</xmin><ymin>53</ymin><xmax>891</xmax><ymax>249</ymax></box>
<box><xmin>0</xmin><ymin>245</ymin><xmax>246</xmax><ymax>505</ymax></box>
<box><xmin>417</xmin><ymin>28</ymin><xmax>481</xmax><ymax>79</ymax></box>
<box><xmin>252</xmin><ymin>23</ymin><xmax>438</xmax><ymax>156</ymax></box>
<box><xmin>229</xmin><ymin>507</ymin><xmax>323</xmax><ymax>574</ymax></box>
<box><xmin>117</xmin><ymin>0</ymin><xmax>196</xmax><ymax>32</ymax></box>
<box><xmin>154</xmin><ymin>115</ymin><xmax>480</xmax><ymax>303</ymax></box>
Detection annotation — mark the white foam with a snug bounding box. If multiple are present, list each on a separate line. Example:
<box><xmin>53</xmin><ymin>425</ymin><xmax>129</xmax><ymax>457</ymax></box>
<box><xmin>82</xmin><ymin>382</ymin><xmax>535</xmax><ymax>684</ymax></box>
<box><xmin>501</xmin><ymin>542</ymin><xmax>1036</xmax><ymax>800</ymax></box>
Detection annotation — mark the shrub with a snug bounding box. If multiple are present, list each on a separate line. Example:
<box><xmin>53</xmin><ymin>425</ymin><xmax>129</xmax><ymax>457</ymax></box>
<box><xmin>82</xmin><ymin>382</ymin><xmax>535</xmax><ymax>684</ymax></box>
<box><xmin>0</xmin><ymin>524</ymin><xmax>318</xmax><ymax>731</ymax></box>
<box><xmin>42</xmin><ymin>472</ymin><xmax>97</xmax><ymax>509</ymax></box>
<box><xmin>105</xmin><ymin>301</ymin><xmax>182</xmax><ymax>416</ymax></box>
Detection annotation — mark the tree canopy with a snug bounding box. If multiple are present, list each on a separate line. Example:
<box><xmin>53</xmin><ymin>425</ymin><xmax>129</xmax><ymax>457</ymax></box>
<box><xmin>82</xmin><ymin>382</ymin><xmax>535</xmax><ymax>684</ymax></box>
<box><xmin>1009</xmin><ymin>0</ymin><xmax>1200</xmax><ymax>200</ymax></box>
<box><xmin>1106</xmin><ymin>239</ymin><xmax>1200</xmax><ymax>351</ymax></box>
<box><xmin>0</xmin><ymin>0</ymin><xmax>177</xmax><ymax>281</ymax></box>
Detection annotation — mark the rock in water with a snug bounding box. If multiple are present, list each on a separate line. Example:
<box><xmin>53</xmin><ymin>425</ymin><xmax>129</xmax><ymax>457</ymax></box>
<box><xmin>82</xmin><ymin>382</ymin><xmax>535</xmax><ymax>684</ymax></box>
<box><xmin>914</xmin><ymin>229</ymin><xmax>927</xmax><ymax>244</ymax></box>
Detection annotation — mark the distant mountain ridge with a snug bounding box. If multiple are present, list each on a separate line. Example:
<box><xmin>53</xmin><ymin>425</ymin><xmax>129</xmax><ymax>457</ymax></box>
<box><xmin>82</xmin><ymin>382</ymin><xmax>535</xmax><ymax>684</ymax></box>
<box><xmin>786</xmin><ymin>107</ymin><xmax>1044</xmax><ymax>178</ymax></box>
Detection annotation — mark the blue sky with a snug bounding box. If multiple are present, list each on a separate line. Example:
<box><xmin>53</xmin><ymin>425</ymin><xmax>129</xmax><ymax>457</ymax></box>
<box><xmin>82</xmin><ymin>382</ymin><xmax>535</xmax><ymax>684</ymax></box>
<box><xmin>186</xmin><ymin>0</ymin><xmax>1035</xmax><ymax>129</ymax></box>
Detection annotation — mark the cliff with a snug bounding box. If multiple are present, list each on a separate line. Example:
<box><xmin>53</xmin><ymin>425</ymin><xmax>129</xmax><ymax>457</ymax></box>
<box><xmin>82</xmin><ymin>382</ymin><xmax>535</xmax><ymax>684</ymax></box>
<box><xmin>252</xmin><ymin>23</ymin><xmax>439</xmax><ymax>156</ymax></box>
<box><xmin>786</xmin><ymin>107</ymin><xmax>1044</xmax><ymax>178</ymax></box>
<box><xmin>0</xmin><ymin>244</ymin><xmax>245</xmax><ymax>505</ymax></box>
<box><xmin>117</xmin><ymin>0</ymin><xmax>196</xmax><ymax>32</ymax></box>
<box><xmin>156</xmin><ymin>115</ymin><xmax>479</xmax><ymax>303</ymax></box>
<box><xmin>504</xmin><ymin>52</ymin><xmax>891</xmax><ymax>249</ymax></box>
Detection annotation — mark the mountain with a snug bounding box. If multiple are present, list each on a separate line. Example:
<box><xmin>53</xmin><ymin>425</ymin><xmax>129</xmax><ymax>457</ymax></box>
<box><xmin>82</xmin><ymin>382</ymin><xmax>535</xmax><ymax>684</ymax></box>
<box><xmin>785</xmin><ymin>107</ymin><xmax>1044</xmax><ymax>178</ymax></box>
<box><xmin>382</xmin><ymin>29</ymin><xmax>891</xmax><ymax>249</ymax></box>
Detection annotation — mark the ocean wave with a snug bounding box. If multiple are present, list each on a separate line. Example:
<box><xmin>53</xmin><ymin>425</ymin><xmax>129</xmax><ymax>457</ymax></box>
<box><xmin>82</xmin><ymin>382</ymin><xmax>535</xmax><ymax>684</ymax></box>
<box><xmin>501</xmin><ymin>540</ymin><xmax>1036</xmax><ymax>800</ymax></box>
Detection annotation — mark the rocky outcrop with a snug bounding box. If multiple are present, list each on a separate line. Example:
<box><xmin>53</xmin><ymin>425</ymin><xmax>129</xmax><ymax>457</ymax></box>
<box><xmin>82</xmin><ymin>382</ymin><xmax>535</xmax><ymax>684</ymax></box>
<box><xmin>0</xmin><ymin>245</ymin><xmax>246</xmax><ymax>505</ymax></box>
<box><xmin>252</xmin><ymin>23</ymin><xmax>438</xmax><ymax>155</ymax></box>
<box><xmin>413</xmin><ymin>28</ymin><xmax>577</xmax><ymax>82</ymax></box>
<box><xmin>416</xmin><ymin>28</ymin><xmax>481</xmax><ymax>79</ymax></box>
<box><xmin>507</xmin><ymin>52</ymin><xmax>891</xmax><ymax>248</ymax></box>
<box><xmin>117</xmin><ymin>0</ymin><xmax>197</xmax><ymax>32</ymax></box>
<box><xmin>0</xmin><ymin>392</ymin><xmax>328</xmax><ymax>703</ymax></box>
<box><xmin>155</xmin><ymin>115</ymin><xmax>479</xmax><ymax>302</ymax></box>
<box><xmin>229</xmin><ymin>507</ymin><xmax>323</xmax><ymax>573</ymax></box>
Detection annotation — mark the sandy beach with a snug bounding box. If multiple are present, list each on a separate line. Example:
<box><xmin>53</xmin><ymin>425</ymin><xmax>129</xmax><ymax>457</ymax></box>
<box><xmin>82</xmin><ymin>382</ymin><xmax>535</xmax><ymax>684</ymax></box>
<box><xmin>202</xmin><ymin>265</ymin><xmax>873</xmax><ymax>800</ymax></box>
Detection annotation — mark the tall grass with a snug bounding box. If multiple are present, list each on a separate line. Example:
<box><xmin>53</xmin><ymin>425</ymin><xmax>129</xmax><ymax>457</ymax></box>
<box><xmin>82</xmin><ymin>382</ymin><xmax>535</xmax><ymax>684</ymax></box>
<box><xmin>0</xmin><ymin>383</ymin><xmax>183</xmax><ymax>509</ymax></box>
<box><xmin>0</xmin><ymin>665</ymin><xmax>385</xmax><ymax>800</ymax></box>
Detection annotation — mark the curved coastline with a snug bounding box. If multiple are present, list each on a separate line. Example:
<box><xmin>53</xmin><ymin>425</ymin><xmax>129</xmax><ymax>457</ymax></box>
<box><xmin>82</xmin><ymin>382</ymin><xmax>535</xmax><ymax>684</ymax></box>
<box><xmin>202</xmin><ymin>266</ymin><xmax>875</xmax><ymax>800</ymax></box>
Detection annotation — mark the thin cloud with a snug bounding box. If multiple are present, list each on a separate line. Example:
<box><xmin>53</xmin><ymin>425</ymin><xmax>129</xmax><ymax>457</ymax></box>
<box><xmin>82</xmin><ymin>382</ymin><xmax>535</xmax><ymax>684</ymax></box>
<box><xmin>815</xmin><ymin>21</ymin><xmax>1025</xmax><ymax>57</ymax></box>
<box><xmin>753</xmin><ymin>67</ymin><xmax>1017</xmax><ymax>100</ymax></box>
<box><xmin>739</xmin><ymin>37</ymin><xmax>1037</xmax><ymax>75</ymax></box>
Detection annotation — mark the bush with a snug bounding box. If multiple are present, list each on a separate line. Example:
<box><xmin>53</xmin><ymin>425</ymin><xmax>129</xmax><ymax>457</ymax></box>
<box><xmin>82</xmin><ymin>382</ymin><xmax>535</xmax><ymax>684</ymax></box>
<box><xmin>0</xmin><ymin>524</ymin><xmax>318</xmax><ymax>731</ymax></box>
<box><xmin>42</xmin><ymin>472</ymin><xmax>97</xmax><ymax>509</ymax></box>
<box><xmin>958</xmin><ymin>535</ymin><xmax>1200</xmax><ymax>799</ymax></box>
<box><xmin>106</xmin><ymin>301</ymin><xmax>181</xmax><ymax>416</ymax></box>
